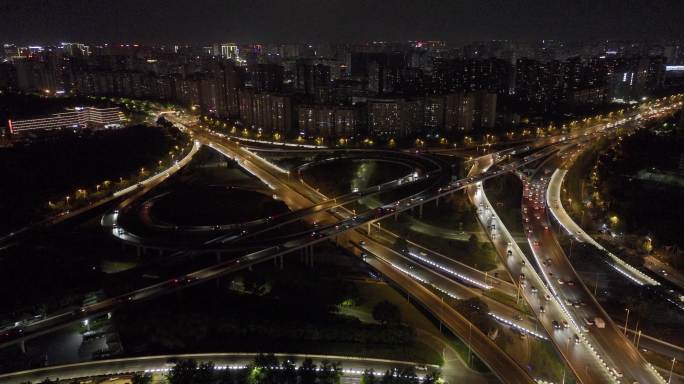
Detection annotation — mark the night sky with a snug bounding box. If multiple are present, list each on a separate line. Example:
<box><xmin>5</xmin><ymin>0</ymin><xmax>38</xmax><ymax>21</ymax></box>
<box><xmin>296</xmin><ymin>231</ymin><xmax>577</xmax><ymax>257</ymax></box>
<box><xmin>1</xmin><ymin>0</ymin><xmax>683</xmax><ymax>44</ymax></box>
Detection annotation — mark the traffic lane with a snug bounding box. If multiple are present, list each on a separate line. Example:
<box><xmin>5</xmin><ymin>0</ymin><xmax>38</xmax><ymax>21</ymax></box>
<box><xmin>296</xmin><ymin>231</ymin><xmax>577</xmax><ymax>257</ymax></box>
<box><xmin>546</xmin><ymin>169</ymin><xmax>656</xmax><ymax>286</ymax></box>
<box><xmin>525</xmin><ymin>178</ymin><xmax>660</xmax><ymax>383</ymax></box>
<box><xmin>403</xmin><ymin>243</ymin><xmax>517</xmax><ymax>295</ymax></box>
<box><xmin>358</xmin><ymin>246</ymin><xmax>534</xmax><ymax>384</ymax></box>
<box><xmin>469</xmin><ymin>175</ymin><xmax>611</xmax><ymax>384</ymax></box>
<box><xmin>645</xmin><ymin>256</ymin><xmax>684</xmax><ymax>290</ymax></box>
<box><xmin>358</xmin><ymin>235</ymin><xmax>539</xmax><ymax>333</ymax></box>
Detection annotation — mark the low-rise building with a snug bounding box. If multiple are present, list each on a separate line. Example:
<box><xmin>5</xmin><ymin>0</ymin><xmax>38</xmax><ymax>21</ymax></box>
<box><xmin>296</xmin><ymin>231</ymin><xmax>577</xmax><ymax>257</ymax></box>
<box><xmin>8</xmin><ymin>107</ymin><xmax>124</xmax><ymax>136</ymax></box>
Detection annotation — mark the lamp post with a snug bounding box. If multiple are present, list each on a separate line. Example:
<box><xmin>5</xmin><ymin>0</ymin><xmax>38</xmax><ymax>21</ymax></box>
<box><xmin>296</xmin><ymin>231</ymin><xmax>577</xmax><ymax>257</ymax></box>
<box><xmin>623</xmin><ymin>308</ymin><xmax>630</xmax><ymax>335</ymax></box>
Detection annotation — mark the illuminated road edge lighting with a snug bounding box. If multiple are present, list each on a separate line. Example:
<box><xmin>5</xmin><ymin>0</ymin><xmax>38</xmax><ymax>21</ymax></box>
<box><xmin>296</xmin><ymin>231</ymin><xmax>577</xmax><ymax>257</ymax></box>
<box><xmin>146</xmin><ymin>364</ymin><xmax>427</xmax><ymax>380</ymax></box>
<box><xmin>488</xmin><ymin>312</ymin><xmax>547</xmax><ymax>339</ymax></box>
<box><xmin>546</xmin><ymin>169</ymin><xmax>658</xmax><ymax>287</ymax></box>
<box><xmin>239</xmin><ymin>146</ymin><xmax>290</xmax><ymax>174</ymax></box>
<box><xmin>474</xmin><ymin>163</ymin><xmax>621</xmax><ymax>383</ymax></box>
<box><xmin>113</xmin><ymin>140</ymin><xmax>201</xmax><ymax>198</ymax></box>
<box><xmin>208</xmin><ymin>142</ymin><xmax>278</xmax><ymax>191</ymax></box>
<box><xmin>407</xmin><ymin>251</ymin><xmax>492</xmax><ymax>290</ymax></box>
<box><xmin>214</xmin><ymin>130</ymin><xmax>327</xmax><ymax>149</ymax></box>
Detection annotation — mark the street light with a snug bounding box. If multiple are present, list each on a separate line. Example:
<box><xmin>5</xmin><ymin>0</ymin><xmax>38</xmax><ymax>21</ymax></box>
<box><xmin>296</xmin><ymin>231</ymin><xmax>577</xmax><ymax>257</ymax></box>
<box><xmin>624</xmin><ymin>308</ymin><xmax>630</xmax><ymax>335</ymax></box>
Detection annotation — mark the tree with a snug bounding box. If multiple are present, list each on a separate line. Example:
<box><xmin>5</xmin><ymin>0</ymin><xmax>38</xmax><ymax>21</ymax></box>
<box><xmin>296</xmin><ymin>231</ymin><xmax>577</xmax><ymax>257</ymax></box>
<box><xmin>298</xmin><ymin>358</ymin><xmax>317</xmax><ymax>384</ymax></box>
<box><xmin>395</xmin><ymin>367</ymin><xmax>419</xmax><ymax>384</ymax></box>
<box><xmin>167</xmin><ymin>359</ymin><xmax>198</xmax><ymax>384</ymax></box>
<box><xmin>319</xmin><ymin>360</ymin><xmax>342</xmax><ymax>384</ymax></box>
<box><xmin>195</xmin><ymin>362</ymin><xmax>215</xmax><ymax>384</ymax></box>
<box><xmin>131</xmin><ymin>373</ymin><xmax>152</xmax><ymax>384</ymax></box>
<box><xmin>372</xmin><ymin>300</ymin><xmax>402</xmax><ymax>325</ymax></box>
<box><xmin>394</xmin><ymin>236</ymin><xmax>409</xmax><ymax>253</ymax></box>
<box><xmin>217</xmin><ymin>368</ymin><xmax>233</xmax><ymax>384</ymax></box>
<box><xmin>280</xmin><ymin>359</ymin><xmax>298</xmax><ymax>384</ymax></box>
<box><xmin>455</xmin><ymin>297</ymin><xmax>494</xmax><ymax>332</ymax></box>
<box><xmin>247</xmin><ymin>353</ymin><xmax>280</xmax><ymax>384</ymax></box>
<box><xmin>467</xmin><ymin>234</ymin><xmax>481</xmax><ymax>256</ymax></box>
<box><xmin>361</xmin><ymin>369</ymin><xmax>377</xmax><ymax>384</ymax></box>
<box><xmin>381</xmin><ymin>369</ymin><xmax>395</xmax><ymax>384</ymax></box>
<box><xmin>422</xmin><ymin>370</ymin><xmax>441</xmax><ymax>384</ymax></box>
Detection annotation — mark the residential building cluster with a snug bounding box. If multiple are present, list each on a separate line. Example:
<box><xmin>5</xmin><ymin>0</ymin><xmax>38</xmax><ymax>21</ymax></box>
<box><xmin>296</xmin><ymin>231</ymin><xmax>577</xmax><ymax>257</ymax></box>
<box><xmin>1</xmin><ymin>40</ymin><xmax>683</xmax><ymax>139</ymax></box>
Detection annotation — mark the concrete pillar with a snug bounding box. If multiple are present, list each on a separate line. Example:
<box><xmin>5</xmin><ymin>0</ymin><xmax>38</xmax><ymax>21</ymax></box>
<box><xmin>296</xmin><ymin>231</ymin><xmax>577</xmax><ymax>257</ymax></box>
<box><xmin>419</xmin><ymin>204</ymin><xmax>423</xmax><ymax>219</ymax></box>
<box><xmin>279</xmin><ymin>255</ymin><xmax>284</xmax><ymax>270</ymax></box>
<box><xmin>435</xmin><ymin>197</ymin><xmax>439</xmax><ymax>208</ymax></box>
<box><xmin>310</xmin><ymin>247</ymin><xmax>314</xmax><ymax>268</ymax></box>
<box><xmin>19</xmin><ymin>340</ymin><xmax>25</xmax><ymax>354</ymax></box>
<box><xmin>394</xmin><ymin>212</ymin><xmax>398</xmax><ymax>221</ymax></box>
<box><xmin>136</xmin><ymin>246</ymin><xmax>142</xmax><ymax>258</ymax></box>
<box><xmin>367</xmin><ymin>223</ymin><xmax>371</xmax><ymax>236</ymax></box>
<box><xmin>216</xmin><ymin>252</ymin><xmax>222</xmax><ymax>263</ymax></box>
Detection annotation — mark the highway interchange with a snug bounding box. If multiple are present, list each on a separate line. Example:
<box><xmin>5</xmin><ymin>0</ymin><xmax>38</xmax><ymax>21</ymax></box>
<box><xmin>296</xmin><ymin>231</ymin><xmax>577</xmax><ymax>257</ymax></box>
<box><xmin>1</xmin><ymin>94</ymin><xmax>683</xmax><ymax>384</ymax></box>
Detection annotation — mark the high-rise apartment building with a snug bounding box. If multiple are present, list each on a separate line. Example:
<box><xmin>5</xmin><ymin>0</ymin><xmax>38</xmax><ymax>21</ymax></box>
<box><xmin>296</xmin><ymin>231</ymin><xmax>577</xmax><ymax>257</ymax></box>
<box><xmin>297</xmin><ymin>105</ymin><xmax>357</xmax><ymax>137</ymax></box>
<box><xmin>251</xmin><ymin>64</ymin><xmax>284</xmax><ymax>92</ymax></box>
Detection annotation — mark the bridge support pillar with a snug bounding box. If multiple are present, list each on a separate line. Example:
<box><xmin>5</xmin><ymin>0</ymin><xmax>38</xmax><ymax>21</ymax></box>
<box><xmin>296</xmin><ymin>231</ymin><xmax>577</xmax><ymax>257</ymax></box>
<box><xmin>19</xmin><ymin>340</ymin><xmax>25</xmax><ymax>354</ymax></box>
<box><xmin>279</xmin><ymin>255</ymin><xmax>284</xmax><ymax>270</ymax></box>
<box><xmin>419</xmin><ymin>204</ymin><xmax>423</xmax><ymax>219</ymax></box>
<box><xmin>367</xmin><ymin>223</ymin><xmax>371</xmax><ymax>236</ymax></box>
<box><xmin>308</xmin><ymin>246</ymin><xmax>314</xmax><ymax>268</ymax></box>
<box><xmin>136</xmin><ymin>246</ymin><xmax>142</xmax><ymax>258</ymax></box>
<box><xmin>394</xmin><ymin>212</ymin><xmax>398</xmax><ymax>221</ymax></box>
<box><xmin>435</xmin><ymin>197</ymin><xmax>439</xmax><ymax>208</ymax></box>
<box><xmin>216</xmin><ymin>252</ymin><xmax>222</xmax><ymax>263</ymax></box>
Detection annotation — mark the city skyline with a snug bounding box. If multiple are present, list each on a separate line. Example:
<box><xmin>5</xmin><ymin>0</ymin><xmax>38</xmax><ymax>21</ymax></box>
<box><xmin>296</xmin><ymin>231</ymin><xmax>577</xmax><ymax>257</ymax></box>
<box><xmin>1</xmin><ymin>3</ymin><xmax>684</xmax><ymax>384</ymax></box>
